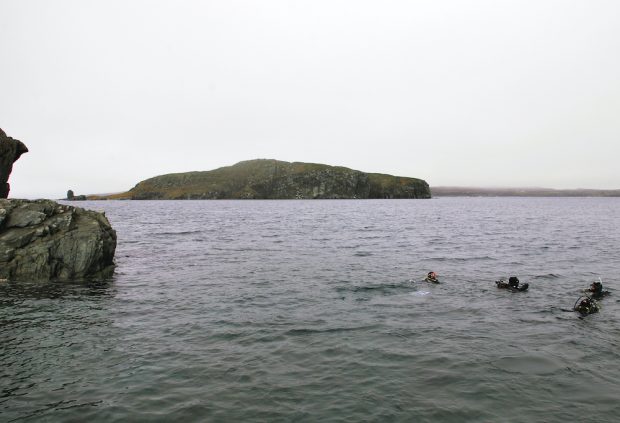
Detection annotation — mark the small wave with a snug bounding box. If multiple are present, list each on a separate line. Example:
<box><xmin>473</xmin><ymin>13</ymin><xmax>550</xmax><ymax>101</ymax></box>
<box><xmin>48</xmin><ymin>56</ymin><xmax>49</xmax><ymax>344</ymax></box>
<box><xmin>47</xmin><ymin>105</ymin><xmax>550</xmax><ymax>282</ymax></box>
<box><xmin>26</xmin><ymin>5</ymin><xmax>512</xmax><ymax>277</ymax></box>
<box><xmin>336</xmin><ymin>283</ymin><xmax>413</xmax><ymax>294</ymax></box>
<box><xmin>209</xmin><ymin>332</ymin><xmax>248</xmax><ymax>341</ymax></box>
<box><xmin>491</xmin><ymin>354</ymin><xmax>565</xmax><ymax>375</ymax></box>
<box><xmin>533</xmin><ymin>274</ymin><xmax>562</xmax><ymax>280</ymax></box>
<box><xmin>285</xmin><ymin>326</ymin><xmax>377</xmax><ymax>336</ymax></box>
<box><xmin>428</xmin><ymin>256</ymin><xmax>496</xmax><ymax>262</ymax></box>
<box><xmin>354</xmin><ymin>251</ymin><xmax>373</xmax><ymax>257</ymax></box>
<box><xmin>153</xmin><ymin>230</ymin><xmax>203</xmax><ymax>236</ymax></box>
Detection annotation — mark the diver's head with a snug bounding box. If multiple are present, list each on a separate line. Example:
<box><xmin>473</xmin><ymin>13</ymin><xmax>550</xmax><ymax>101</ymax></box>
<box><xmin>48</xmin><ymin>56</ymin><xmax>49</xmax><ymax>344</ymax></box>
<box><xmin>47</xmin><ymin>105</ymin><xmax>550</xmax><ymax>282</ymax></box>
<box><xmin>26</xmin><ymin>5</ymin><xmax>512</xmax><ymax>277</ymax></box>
<box><xmin>428</xmin><ymin>272</ymin><xmax>437</xmax><ymax>279</ymax></box>
<box><xmin>508</xmin><ymin>276</ymin><xmax>519</xmax><ymax>288</ymax></box>
<box><xmin>592</xmin><ymin>281</ymin><xmax>603</xmax><ymax>293</ymax></box>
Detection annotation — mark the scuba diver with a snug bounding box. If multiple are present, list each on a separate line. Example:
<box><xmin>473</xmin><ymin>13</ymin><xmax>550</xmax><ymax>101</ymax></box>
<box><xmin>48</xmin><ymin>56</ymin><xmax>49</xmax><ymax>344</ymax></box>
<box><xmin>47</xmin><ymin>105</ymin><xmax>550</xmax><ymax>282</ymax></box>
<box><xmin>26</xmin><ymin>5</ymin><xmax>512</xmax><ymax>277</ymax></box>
<box><xmin>585</xmin><ymin>280</ymin><xmax>610</xmax><ymax>300</ymax></box>
<box><xmin>425</xmin><ymin>272</ymin><xmax>439</xmax><ymax>283</ymax></box>
<box><xmin>495</xmin><ymin>276</ymin><xmax>529</xmax><ymax>292</ymax></box>
<box><xmin>574</xmin><ymin>296</ymin><xmax>600</xmax><ymax>316</ymax></box>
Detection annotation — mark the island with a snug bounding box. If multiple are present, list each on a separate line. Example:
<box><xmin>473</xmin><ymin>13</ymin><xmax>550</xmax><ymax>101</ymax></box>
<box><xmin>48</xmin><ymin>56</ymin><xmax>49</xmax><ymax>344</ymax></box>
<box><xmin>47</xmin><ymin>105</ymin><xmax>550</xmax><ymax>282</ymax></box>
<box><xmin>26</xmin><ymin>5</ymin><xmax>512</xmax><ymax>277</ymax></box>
<box><xmin>93</xmin><ymin>159</ymin><xmax>431</xmax><ymax>200</ymax></box>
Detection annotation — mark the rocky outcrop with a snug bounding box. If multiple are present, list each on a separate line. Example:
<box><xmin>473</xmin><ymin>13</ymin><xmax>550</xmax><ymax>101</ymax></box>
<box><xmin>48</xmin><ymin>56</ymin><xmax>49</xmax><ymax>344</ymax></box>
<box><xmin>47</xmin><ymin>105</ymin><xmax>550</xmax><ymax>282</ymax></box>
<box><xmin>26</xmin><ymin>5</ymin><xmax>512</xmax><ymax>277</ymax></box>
<box><xmin>0</xmin><ymin>128</ymin><xmax>29</xmax><ymax>198</ymax></box>
<box><xmin>0</xmin><ymin>199</ymin><xmax>117</xmax><ymax>281</ymax></box>
<box><xmin>66</xmin><ymin>190</ymin><xmax>87</xmax><ymax>201</ymax></box>
<box><xmin>110</xmin><ymin>159</ymin><xmax>431</xmax><ymax>200</ymax></box>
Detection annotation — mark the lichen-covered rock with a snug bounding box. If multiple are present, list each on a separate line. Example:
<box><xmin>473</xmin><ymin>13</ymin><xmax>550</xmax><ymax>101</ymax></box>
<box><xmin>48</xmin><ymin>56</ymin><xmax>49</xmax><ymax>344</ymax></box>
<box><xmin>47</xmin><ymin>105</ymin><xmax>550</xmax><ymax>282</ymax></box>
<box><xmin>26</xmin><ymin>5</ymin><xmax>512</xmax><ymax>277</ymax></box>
<box><xmin>0</xmin><ymin>128</ymin><xmax>29</xmax><ymax>199</ymax></box>
<box><xmin>0</xmin><ymin>199</ymin><xmax>116</xmax><ymax>281</ymax></box>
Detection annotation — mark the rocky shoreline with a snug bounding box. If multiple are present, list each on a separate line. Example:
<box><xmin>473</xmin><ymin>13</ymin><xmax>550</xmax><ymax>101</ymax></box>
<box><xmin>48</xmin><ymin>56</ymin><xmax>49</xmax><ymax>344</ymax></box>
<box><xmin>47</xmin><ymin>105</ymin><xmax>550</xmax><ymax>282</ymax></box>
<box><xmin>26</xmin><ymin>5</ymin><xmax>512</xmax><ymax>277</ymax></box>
<box><xmin>0</xmin><ymin>199</ymin><xmax>117</xmax><ymax>281</ymax></box>
<box><xmin>1</xmin><ymin>128</ymin><xmax>117</xmax><ymax>281</ymax></box>
<box><xmin>0</xmin><ymin>200</ymin><xmax>116</xmax><ymax>280</ymax></box>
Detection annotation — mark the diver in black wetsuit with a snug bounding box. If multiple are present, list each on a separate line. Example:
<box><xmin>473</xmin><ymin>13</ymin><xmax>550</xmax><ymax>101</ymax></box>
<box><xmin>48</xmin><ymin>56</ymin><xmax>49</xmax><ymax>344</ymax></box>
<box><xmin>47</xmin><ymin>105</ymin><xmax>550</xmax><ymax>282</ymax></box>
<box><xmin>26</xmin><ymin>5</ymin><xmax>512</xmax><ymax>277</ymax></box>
<box><xmin>586</xmin><ymin>281</ymin><xmax>609</xmax><ymax>300</ymax></box>
<box><xmin>425</xmin><ymin>272</ymin><xmax>439</xmax><ymax>283</ymax></box>
<box><xmin>508</xmin><ymin>277</ymin><xmax>519</xmax><ymax>289</ymax></box>
<box><xmin>495</xmin><ymin>276</ymin><xmax>529</xmax><ymax>292</ymax></box>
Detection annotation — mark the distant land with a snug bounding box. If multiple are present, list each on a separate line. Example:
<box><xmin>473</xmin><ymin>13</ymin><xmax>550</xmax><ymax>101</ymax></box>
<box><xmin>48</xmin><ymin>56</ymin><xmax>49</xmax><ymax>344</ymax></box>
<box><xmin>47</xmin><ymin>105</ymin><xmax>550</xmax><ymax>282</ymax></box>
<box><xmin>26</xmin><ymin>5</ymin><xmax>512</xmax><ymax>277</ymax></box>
<box><xmin>431</xmin><ymin>187</ymin><xmax>620</xmax><ymax>197</ymax></box>
<box><xmin>89</xmin><ymin>159</ymin><xmax>431</xmax><ymax>200</ymax></box>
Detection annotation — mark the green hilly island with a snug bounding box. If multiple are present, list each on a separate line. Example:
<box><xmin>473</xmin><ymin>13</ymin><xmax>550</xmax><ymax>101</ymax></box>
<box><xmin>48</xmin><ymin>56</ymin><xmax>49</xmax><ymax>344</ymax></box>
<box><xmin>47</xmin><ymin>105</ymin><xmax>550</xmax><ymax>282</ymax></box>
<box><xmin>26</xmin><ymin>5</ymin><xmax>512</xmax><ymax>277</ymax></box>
<box><xmin>98</xmin><ymin>159</ymin><xmax>431</xmax><ymax>200</ymax></box>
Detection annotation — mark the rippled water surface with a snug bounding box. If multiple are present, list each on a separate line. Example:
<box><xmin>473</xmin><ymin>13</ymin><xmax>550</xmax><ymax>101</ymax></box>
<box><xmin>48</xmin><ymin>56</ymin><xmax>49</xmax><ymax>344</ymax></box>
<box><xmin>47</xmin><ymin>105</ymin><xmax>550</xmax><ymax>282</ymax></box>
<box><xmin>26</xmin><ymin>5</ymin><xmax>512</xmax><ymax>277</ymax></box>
<box><xmin>2</xmin><ymin>198</ymin><xmax>620</xmax><ymax>422</ymax></box>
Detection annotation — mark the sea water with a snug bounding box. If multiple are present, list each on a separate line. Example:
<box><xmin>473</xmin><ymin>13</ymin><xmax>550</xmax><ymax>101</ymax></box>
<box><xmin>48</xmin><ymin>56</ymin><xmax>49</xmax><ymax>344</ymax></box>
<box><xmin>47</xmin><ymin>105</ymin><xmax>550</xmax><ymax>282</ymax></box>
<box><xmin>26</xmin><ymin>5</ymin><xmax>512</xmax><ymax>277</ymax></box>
<box><xmin>1</xmin><ymin>198</ymin><xmax>619</xmax><ymax>422</ymax></box>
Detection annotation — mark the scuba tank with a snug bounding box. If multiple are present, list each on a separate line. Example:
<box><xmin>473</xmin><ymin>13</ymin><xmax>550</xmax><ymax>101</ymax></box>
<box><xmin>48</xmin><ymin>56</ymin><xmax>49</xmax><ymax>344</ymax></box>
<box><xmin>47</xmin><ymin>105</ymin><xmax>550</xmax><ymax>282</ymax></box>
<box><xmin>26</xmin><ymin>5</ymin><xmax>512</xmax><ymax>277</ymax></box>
<box><xmin>573</xmin><ymin>296</ymin><xmax>600</xmax><ymax>315</ymax></box>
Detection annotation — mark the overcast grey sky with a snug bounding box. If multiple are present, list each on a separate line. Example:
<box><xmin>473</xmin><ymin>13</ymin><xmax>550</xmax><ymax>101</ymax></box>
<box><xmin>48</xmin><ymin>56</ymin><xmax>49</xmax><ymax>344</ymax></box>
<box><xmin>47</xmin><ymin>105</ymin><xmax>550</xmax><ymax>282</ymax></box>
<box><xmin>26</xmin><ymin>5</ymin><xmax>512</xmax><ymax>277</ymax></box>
<box><xmin>1</xmin><ymin>0</ymin><xmax>619</xmax><ymax>198</ymax></box>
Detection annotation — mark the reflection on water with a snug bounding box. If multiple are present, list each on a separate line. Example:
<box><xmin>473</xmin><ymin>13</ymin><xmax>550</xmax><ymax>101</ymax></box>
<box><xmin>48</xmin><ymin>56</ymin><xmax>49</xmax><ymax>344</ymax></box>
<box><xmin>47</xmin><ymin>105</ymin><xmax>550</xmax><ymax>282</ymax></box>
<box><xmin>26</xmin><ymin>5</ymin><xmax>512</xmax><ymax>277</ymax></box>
<box><xmin>0</xmin><ymin>279</ymin><xmax>115</xmax><ymax>303</ymax></box>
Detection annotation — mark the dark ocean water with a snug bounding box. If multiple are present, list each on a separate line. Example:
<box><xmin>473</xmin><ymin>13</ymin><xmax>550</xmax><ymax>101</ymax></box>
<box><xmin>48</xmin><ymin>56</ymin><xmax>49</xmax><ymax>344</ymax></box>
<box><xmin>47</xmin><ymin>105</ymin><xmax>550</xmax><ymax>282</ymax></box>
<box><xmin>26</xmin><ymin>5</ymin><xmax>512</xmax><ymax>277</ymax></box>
<box><xmin>2</xmin><ymin>198</ymin><xmax>620</xmax><ymax>422</ymax></box>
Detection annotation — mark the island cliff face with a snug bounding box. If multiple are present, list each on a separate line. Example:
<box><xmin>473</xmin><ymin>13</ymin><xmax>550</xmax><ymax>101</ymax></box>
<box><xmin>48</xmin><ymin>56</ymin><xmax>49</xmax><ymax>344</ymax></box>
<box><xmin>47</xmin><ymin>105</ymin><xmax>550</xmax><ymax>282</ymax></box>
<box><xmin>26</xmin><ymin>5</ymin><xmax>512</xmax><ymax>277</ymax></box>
<box><xmin>0</xmin><ymin>128</ymin><xmax>29</xmax><ymax>198</ymax></box>
<box><xmin>114</xmin><ymin>160</ymin><xmax>431</xmax><ymax>200</ymax></box>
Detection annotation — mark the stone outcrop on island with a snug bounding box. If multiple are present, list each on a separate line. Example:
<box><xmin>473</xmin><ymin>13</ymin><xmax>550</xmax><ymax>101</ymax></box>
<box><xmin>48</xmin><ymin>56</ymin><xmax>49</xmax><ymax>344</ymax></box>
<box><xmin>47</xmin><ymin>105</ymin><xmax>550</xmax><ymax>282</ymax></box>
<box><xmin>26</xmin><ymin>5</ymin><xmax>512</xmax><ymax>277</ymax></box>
<box><xmin>66</xmin><ymin>190</ymin><xmax>87</xmax><ymax>201</ymax></box>
<box><xmin>0</xmin><ymin>128</ymin><xmax>29</xmax><ymax>198</ymax></box>
<box><xmin>0</xmin><ymin>199</ymin><xmax>117</xmax><ymax>281</ymax></box>
<box><xmin>108</xmin><ymin>159</ymin><xmax>431</xmax><ymax>200</ymax></box>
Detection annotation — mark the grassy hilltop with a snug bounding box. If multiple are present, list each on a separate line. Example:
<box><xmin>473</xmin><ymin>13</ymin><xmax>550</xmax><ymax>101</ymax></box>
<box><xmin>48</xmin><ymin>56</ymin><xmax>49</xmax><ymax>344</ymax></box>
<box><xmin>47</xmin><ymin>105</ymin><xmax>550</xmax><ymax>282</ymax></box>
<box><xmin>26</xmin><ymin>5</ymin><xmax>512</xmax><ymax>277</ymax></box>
<box><xmin>98</xmin><ymin>159</ymin><xmax>431</xmax><ymax>200</ymax></box>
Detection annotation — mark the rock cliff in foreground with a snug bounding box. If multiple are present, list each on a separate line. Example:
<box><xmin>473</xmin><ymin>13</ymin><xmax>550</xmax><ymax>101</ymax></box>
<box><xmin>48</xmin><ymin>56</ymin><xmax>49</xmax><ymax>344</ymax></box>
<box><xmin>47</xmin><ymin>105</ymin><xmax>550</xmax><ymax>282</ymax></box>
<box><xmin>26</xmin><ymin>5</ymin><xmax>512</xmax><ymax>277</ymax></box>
<box><xmin>0</xmin><ymin>128</ymin><xmax>29</xmax><ymax>198</ymax></box>
<box><xmin>0</xmin><ymin>199</ymin><xmax>117</xmax><ymax>281</ymax></box>
<box><xmin>104</xmin><ymin>159</ymin><xmax>431</xmax><ymax>200</ymax></box>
